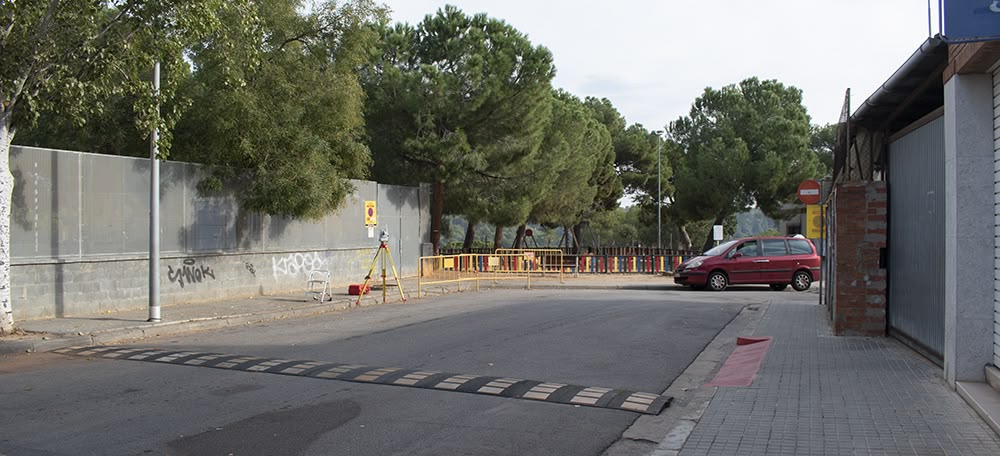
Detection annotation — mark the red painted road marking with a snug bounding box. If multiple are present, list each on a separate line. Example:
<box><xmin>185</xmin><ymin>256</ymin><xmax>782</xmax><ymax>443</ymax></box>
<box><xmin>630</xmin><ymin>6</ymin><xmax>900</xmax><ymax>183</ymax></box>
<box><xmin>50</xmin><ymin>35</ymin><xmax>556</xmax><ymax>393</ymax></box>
<box><xmin>705</xmin><ymin>336</ymin><xmax>772</xmax><ymax>387</ymax></box>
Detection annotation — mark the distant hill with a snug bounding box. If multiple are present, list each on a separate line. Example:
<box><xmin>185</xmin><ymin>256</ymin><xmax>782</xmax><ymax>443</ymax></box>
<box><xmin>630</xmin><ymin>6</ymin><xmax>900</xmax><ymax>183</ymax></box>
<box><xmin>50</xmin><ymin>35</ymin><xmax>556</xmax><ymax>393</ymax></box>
<box><xmin>734</xmin><ymin>209</ymin><xmax>778</xmax><ymax>238</ymax></box>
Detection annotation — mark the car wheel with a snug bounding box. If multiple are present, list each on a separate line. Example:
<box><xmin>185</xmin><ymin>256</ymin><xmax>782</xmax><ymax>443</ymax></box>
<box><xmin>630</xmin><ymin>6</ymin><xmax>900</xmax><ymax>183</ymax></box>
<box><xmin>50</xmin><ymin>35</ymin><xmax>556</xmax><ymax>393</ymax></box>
<box><xmin>769</xmin><ymin>284</ymin><xmax>788</xmax><ymax>291</ymax></box>
<box><xmin>707</xmin><ymin>271</ymin><xmax>728</xmax><ymax>291</ymax></box>
<box><xmin>791</xmin><ymin>271</ymin><xmax>812</xmax><ymax>291</ymax></box>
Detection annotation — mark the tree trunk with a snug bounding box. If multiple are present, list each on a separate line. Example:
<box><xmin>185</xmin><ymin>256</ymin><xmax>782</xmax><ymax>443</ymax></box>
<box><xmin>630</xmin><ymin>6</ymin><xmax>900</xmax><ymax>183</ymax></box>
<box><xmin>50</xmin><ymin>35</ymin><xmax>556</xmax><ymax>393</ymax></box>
<box><xmin>0</xmin><ymin>110</ymin><xmax>15</xmax><ymax>334</ymax></box>
<box><xmin>431</xmin><ymin>181</ymin><xmax>444</xmax><ymax>255</ymax></box>
<box><xmin>679</xmin><ymin>224</ymin><xmax>692</xmax><ymax>251</ymax></box>
<box><xmin>493</xmin><ymin>225</ymin><xmax>504</xmax><ymax>250</ymax></box>
<box><xmin>572</xmin><ymin>224</ymin><xmax>584</xmax><ymax>254</ymax></box>
<box><xmin>511</xmin><ymin>225</ymin><xmax>523</xmax><ymax>248</ymax></box>
<box><xmin>701</xmin><ymin>215</ymin><xmax>725</xmax><ymax>253</ymax></box>
<box><xmin>462</xmin><ymin>220</ymin><xmax>477</xmax><ymax>252</ymax></box>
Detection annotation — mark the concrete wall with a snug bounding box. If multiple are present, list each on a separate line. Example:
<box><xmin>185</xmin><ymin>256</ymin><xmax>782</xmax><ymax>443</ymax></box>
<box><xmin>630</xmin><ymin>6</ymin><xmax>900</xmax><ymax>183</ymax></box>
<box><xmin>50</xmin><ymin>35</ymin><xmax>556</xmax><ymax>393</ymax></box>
<box><xmin>944</xmin><ymin>74</ymin><xmax>995</xmax><ymax>385</ymax></box>
<box><xmin>9</xmin><ymin>146</ymin><xmax>431</xmax><ymax>320</ymax></box>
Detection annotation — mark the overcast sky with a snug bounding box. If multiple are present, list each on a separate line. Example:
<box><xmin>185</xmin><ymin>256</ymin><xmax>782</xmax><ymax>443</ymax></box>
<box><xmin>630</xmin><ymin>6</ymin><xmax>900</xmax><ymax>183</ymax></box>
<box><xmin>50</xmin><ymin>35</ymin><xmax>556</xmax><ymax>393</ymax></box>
<box><xmin>378</xmin><ymin>0</ymin><xmax>941</xmax><ymax>130</ymax></box>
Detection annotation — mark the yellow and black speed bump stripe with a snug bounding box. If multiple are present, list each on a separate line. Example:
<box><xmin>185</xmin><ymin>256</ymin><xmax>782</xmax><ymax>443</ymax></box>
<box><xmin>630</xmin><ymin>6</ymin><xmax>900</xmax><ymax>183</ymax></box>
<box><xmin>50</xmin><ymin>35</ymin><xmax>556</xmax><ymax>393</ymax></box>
<box><xmin>54</xmin><ymin>346</ymin><xmax>671</xmax><ymax>415</ymax></box>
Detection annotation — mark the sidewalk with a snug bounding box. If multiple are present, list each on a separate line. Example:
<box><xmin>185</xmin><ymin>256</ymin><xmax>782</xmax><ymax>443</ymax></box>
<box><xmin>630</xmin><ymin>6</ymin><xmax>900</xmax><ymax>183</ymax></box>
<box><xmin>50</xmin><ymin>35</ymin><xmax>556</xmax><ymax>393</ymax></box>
<box><xmin>649</xmin><ymin>300</ymin><xmax>1000</xmax><ymax>456</ymax></box>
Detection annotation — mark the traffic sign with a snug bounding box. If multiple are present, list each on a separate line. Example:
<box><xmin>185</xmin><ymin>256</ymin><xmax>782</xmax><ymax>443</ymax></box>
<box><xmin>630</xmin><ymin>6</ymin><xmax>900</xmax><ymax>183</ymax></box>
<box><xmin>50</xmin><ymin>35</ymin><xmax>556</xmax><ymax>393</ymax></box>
<box><xmin>797</xmin><ymin>180</ymin><xmax>821</xmax><ymax>205</ymax></box>
<box><xmin>806</xmin><ymin>204</ymin><xmax>826</xmax><ymax>239</ymax></box>
<box><xmin>365</xmin><ymin>200</ymin><xmax>377</xmax><ymax>225</ymax></box>
<box><xmin>942</xmin><ymin>0</ymin><xmax>1000</xmax><ymax>43</ymax></box>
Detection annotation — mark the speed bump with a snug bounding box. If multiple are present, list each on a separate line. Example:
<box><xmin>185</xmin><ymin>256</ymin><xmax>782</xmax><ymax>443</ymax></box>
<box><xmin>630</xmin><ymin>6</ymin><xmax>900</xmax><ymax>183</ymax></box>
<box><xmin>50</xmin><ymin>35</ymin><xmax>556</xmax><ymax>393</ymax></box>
<box><xmin>54</xmin><ymin>346</ymin><xmax>672</xmax><ymax>415</ymax></box>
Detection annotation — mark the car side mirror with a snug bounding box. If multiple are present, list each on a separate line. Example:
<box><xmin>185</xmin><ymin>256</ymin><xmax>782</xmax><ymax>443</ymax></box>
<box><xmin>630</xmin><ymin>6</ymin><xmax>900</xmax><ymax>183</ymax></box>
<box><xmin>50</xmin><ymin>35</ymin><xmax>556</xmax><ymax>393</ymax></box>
<box><xmin>731</xmin><ymin>252</ymin><xmax>743</xmax><ymax>258</ymax></box>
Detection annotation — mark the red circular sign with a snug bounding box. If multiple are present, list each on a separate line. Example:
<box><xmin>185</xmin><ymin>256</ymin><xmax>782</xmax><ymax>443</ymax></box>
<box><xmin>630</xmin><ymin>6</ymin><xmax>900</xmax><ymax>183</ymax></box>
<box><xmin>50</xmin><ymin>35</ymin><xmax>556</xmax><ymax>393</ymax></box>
<box><xmin>798</xmin><ymin>179</ymin><xmax>821</xmax><ymax>205</ymax></box>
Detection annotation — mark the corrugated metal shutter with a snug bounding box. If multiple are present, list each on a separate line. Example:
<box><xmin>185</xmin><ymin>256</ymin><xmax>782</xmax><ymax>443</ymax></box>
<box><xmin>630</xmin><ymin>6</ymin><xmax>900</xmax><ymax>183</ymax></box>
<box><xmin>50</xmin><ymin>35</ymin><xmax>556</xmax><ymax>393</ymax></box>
<box><xmin>888</xmin><ymin>117</ymin><xmax>945</xmax><ymax>359</ymax></box>
<box><xmin>993</xmin><ymin>65</ymin><xmax>1000</xmax><ymax>368</ymax></box>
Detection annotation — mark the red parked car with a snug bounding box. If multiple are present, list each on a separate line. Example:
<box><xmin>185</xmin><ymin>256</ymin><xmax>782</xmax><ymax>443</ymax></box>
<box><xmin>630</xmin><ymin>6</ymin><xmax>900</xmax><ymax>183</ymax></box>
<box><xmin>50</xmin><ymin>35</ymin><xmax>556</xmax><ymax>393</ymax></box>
<box><xmin>673</xmin><ymin>236</ymin><xmax>820</xmax><ymax>291</ymax></box>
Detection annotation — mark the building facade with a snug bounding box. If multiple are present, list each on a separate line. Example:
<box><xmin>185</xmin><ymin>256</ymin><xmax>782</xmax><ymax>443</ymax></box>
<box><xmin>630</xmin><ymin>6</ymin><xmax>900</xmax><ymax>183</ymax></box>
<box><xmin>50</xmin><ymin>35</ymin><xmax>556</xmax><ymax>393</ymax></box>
<box><xmin>828</xmin><ymin>38</ymin><xmax>1000</xmax><ymax>431</ymax></box>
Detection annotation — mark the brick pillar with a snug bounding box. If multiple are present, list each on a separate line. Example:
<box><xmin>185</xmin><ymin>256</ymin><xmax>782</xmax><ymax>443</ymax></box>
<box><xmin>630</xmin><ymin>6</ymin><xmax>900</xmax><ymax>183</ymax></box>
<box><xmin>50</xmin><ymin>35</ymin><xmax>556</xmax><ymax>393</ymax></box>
<box><xmin>831</xmin><ymin>181</ymin><xmax>887</xmax><ymax>336</ymax></box>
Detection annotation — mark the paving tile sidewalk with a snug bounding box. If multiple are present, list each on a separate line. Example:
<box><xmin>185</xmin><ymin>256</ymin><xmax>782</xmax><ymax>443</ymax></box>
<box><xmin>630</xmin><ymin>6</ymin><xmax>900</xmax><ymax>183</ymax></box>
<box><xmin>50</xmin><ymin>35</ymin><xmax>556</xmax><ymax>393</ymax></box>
<box><xmin>664</xmin><ymin>301</ymin><xmax>1000</xmax><ymax>456</ymax></box>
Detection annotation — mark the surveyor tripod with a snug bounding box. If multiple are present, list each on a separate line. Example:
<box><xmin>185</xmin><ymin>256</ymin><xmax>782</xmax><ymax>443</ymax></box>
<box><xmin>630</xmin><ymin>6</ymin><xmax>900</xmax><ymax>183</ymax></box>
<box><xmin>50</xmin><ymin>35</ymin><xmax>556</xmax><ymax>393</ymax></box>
<box><xmin>357</xmin><ymin>239</ymin><xmax>407</xmax><ymax>307</ymax></box>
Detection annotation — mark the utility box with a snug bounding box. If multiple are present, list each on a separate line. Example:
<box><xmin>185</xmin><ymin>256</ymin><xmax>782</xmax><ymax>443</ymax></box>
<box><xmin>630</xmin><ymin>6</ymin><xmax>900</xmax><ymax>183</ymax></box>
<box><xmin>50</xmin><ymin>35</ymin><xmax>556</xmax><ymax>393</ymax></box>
<box><xmin>348</xmin><ymin>284</ymin><xmax>370</xmax><ymax>295</ymax></box>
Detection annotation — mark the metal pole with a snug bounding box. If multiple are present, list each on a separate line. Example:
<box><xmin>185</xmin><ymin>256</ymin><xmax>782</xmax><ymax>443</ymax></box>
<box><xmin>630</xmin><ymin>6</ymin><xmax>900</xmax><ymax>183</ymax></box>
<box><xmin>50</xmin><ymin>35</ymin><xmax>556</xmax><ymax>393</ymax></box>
<box><xmin>819</xmin><ymin>185</ymin><xmax>825</xmax><ymax>308</ymax></box>
<box><xmin>148</xmin><ymin>61</ymin><xmax>161</xmax><ymax>322</ymax></box>
<box><xmin>927</xmin><ymin>0</ymin><xmax>932</xmax><ymax>37</ymax></box>
<box><xmin>656</xmin><ymin>135</ymin><xmax>662</xmax><ymax>249</ymax></box>
<box><xmin>938</xmin><ymin>0</ymin><xmax>943</xmax><ymax>36</ymax></box>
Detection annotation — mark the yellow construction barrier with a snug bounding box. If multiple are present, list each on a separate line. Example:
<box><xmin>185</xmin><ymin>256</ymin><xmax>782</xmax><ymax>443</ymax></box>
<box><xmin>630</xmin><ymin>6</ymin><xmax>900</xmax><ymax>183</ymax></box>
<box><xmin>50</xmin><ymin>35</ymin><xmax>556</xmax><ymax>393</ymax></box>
<box><xmin>416</xmin><ymin>251</ymin><xmax>565</xmax><ymax>298</ymax></box>
<box><xmin>494</xmin><ymin>249</ymin><xmax>567</xmax><ymax>281</ymax></box>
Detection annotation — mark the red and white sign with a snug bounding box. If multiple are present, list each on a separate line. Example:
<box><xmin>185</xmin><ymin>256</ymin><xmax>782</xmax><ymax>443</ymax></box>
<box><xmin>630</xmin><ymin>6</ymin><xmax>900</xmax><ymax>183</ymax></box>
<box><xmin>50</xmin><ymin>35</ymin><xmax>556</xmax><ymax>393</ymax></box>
<box><xmin>797</xmin><ymin>179</ymin><xmax>821</xmax><ymax>205</ymax></box>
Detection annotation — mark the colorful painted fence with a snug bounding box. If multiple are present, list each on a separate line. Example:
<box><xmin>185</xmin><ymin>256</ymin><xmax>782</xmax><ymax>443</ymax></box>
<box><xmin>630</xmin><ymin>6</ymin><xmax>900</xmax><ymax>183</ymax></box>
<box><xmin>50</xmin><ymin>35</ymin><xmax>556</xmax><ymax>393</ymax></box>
<box><xmin>575</xmin><ymin>254</ymin><xmax>690</xmax><ymax>274</ymax></box>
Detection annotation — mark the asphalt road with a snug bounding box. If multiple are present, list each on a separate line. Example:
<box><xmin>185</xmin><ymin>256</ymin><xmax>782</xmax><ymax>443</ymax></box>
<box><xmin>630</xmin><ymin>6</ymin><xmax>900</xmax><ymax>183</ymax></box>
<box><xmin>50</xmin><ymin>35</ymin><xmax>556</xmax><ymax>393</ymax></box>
<box><xmin>1</xmin><ymin>287</ymin><xmax>765</xmax><ymax>456</ymax></box>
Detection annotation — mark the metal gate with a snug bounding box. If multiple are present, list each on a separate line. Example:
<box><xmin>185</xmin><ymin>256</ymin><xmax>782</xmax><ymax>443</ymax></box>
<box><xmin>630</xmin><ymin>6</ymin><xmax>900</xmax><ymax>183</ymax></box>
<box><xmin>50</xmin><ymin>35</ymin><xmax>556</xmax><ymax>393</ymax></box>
<box><xmin>887</xmin><ymin>115</ymin><xmax>945</xmax><ymax>361</ymax></box>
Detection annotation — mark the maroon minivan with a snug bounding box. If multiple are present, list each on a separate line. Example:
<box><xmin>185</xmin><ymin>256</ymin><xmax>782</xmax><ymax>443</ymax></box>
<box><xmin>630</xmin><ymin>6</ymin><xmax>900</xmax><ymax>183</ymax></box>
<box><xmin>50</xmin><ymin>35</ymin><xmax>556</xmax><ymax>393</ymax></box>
<box><xmin>673</xmin><ymin>236</ymin><xmax>821</xmax><ymax>291</ymax></box>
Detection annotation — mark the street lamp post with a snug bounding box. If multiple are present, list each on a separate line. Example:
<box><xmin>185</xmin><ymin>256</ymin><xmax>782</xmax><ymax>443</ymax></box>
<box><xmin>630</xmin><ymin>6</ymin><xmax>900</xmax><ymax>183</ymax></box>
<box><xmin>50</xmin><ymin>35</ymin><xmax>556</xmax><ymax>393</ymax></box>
<box><xmin>654</xmin><ymin>130</ymin><xmax>663</xmax><ymax>249</ymax></box>
<box><xmin>149</xmin><ymin>61</ymin><xmax>161</xmax><ymax>322</ymax></box>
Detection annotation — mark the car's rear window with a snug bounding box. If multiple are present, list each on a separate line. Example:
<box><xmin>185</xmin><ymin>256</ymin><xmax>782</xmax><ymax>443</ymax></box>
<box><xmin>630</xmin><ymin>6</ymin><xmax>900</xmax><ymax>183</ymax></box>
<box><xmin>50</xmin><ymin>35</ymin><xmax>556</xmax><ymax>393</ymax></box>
<box><xmin>762</xmin><ymin>239</ymin><xmax>787</xmax><ymax>256</ymax></box>
<box><xmin>789</xmin><ymin>239</ymin><xmax>813</xmax><ymax>255</ymax></box>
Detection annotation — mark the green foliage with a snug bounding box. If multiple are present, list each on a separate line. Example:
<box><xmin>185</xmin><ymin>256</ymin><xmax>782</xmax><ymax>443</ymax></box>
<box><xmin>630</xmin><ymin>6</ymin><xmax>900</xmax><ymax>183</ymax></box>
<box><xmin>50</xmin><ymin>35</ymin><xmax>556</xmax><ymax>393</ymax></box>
<box><xmin>9</xmin><ymin>1</ymin><xmax>382</xmax><ymax>221</ymax></box>
<box><xmin>364</xmin><ymin>6</ymin><xmax>556</xmax><ymax>238</ymax></box>
<box><xmin>2</xmin><ymin>0</ymin><xmax>253</xmax><ymax>151</ymax></box>
<box><xmin>440</xmin><ymin>216</ymin><xmax>565</xmax><ymax>249</ymax></box>
<box><xmin>581</xmin><ymin>97</ymin><xmax>626</xmax><ymax>213</ymax></box>
<box><xmin>588</xmin><ymin>206</ymin><xmax>640</xmax><ymax>247</ymax></box>
<box><xmin>811</xmin><ymin>123</ymin><xmax>836</xmax><ymax>177</ymax></box>
<box><xmin>528</xmin><ymin>90</ymin><xmax>610</xmax><ymax>228</ymax></box>
<box><xmin>15</xmin><ymin>93</ymin><xmax>158</xmax><ymax>156</ymax></box>
<box><xmin>582</xmin><ymin>97</ymin><xmax>673</xmax><ymax>227</ymax></box>
<box><xmin>171</xmin><ymin>0</ymin><xmax>385</xmax><ymax>220</ymax></box>
<box><xmin>667</xmin><ymin>77</ymin><xmax>821</xmax><ymax>250</ymax></box>
<box><xmin>681</xmin><ymin>214</ymin><xmax>738</xmax><ymax>250</ymax></box>
<box><xmin>449</xmin><ymin>89</ymin><xmax>554</xmax><ymax>231</ymax></box>
<box><xmin>571</xmin><ymin>97</ymin><xmax>680</xmax><ymax>249</ymax></box>
<box><xmin>614</xmin><ymin>125</ymin><xmax>663</xmax><ymax>199</ymax></box>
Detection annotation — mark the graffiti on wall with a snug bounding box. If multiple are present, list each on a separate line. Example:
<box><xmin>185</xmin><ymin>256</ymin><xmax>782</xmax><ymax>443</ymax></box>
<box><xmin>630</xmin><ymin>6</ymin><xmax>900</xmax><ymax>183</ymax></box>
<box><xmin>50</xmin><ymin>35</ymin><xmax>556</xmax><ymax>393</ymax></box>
<box><xmin>168</xmin><ymin>258</ymin><xmax>216</xmax><ymax>288</ymax></box>
<box><xmin>244</xmin><ymin>262</ymin><xmax>256</xmax><ymax>277</ymax></box>
<box><xmin>272</xmin><ymin>252</ymin><xmax>329</xmax><ymax>279</ymax></box>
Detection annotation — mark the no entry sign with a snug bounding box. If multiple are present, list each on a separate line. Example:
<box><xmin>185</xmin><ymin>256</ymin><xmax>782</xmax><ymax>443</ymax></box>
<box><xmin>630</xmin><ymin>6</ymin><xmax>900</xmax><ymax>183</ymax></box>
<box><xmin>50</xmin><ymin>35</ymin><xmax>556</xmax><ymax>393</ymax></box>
<box><xmin>798</xmin><ymin>180</ymin><xmax>821</xmax><ymax>205</ymax></box>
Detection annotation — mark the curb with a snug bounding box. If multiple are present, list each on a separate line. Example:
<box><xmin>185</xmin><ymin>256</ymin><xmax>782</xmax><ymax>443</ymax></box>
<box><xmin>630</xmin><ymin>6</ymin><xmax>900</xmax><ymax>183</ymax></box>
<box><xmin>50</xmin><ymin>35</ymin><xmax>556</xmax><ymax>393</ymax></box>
<box><xmin>1</xmin><ymin>298</ymin><xmax>362</xmax><ymax>355</ymax></box>
<box><xmin>0</xmin><ymin>335</ymin><xmax>94</xmax><ymax>355</ymax></box>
